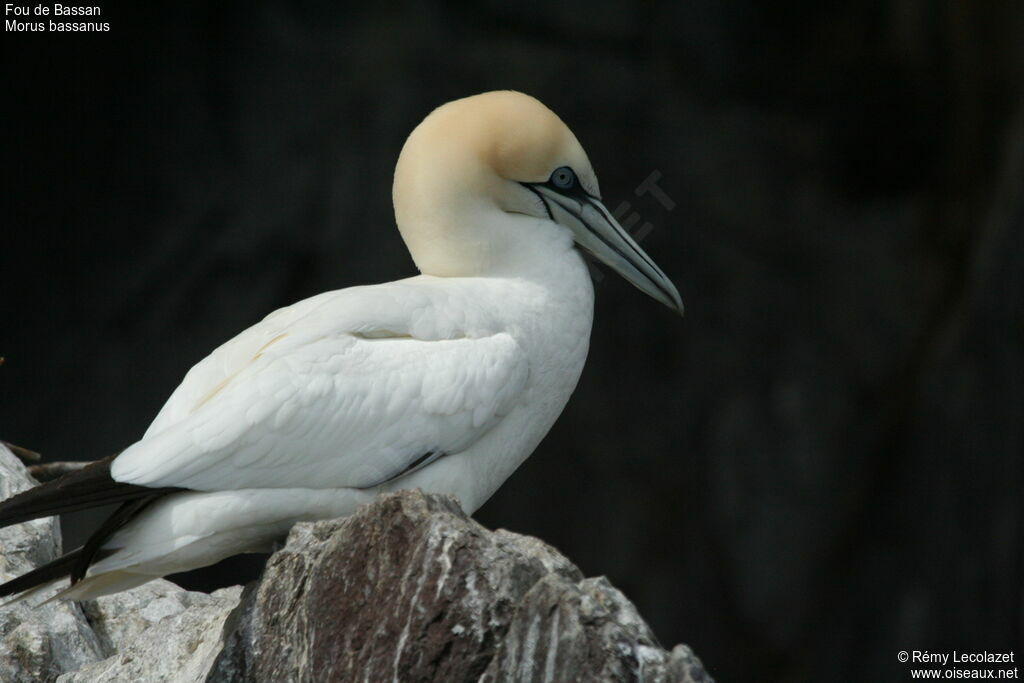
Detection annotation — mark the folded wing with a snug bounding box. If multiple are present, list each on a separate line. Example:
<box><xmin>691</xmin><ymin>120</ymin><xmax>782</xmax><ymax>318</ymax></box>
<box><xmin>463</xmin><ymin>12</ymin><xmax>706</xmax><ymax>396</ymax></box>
<box><xmin>111</xmin><ymin>328</ymin><xmax>529</xmax><ymax>491</ymax></box>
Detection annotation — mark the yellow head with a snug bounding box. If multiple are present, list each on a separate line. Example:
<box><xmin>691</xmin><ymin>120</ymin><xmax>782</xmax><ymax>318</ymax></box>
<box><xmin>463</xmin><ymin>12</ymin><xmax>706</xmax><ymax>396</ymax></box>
<box><xmin>392</xmin><ymin>91</ymin><xmax>682</xmax><ymax>313</ymax></box>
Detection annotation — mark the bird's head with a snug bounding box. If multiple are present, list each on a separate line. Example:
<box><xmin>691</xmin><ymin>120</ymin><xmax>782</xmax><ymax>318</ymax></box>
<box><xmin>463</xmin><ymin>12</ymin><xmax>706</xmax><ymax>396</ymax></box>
<box><xmin>393</xmin><ymin>90</ymin><xmax>683</xmax><ymax>314</ymax></box>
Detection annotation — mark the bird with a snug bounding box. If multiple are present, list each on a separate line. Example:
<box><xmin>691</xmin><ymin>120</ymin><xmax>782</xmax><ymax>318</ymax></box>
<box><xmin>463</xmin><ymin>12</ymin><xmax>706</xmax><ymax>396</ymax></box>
<box><xmin>0</xmin><ymin>90</ymin><xmax>682</xmax><ymax>603</ymax></box>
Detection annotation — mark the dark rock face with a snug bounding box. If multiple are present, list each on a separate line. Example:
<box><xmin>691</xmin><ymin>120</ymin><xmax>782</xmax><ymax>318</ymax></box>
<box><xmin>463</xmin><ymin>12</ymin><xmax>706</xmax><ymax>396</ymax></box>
<box><xmin>3</xmin><ymin>447</ymin><xmax>709</xmax><ymax>681</ymax></box>
<box><xmin>480</xmin><ymin>576</ymin><xmax>709</xmax><ymax>682</ymax></box>
<box><xmin>211</xmin><ymin>491</ymin><xmax>710</xmax><ymax>682</ymax></box>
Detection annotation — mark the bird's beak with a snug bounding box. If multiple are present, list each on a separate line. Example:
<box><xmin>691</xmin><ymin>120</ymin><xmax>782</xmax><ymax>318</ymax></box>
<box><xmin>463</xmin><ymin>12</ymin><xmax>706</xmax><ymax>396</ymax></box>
<box><xmin>527</xmin><ymin>184</ymin><xmax>684</xmax><ymax>315</ymax></box>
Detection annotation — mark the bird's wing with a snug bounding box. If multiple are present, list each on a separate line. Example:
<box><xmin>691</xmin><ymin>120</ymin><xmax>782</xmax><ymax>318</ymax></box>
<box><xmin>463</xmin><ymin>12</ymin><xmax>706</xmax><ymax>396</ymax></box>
<box><xmin>142</xmin><ymin>288</ymin><xmax>341</xmax><ymax>438</ymax></box>
<box><xmin>112</xmin><ymin>284</ymin><xmax>528</xmax><ymax>491</ymax></box>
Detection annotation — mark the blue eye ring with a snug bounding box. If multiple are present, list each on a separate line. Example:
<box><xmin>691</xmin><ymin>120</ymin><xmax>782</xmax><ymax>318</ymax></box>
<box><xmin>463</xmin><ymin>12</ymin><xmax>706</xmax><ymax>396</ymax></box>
<box><xmin>550</xmin><ymin>166</ymin><xmax>577</xmax><ymax>190</ymax></box>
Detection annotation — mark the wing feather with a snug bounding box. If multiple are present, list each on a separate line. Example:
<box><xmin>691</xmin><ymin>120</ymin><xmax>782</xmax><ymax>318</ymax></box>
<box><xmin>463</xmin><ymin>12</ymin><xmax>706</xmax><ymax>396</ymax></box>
<box><xmin>111</xmin><ymin>330</ymin><xmax>527</xmax><ymax>491</ymax></box>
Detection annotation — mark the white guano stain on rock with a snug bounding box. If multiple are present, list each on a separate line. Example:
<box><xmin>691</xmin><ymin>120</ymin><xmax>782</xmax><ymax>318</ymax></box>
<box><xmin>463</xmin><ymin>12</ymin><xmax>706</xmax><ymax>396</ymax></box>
<box><xmin>3</xmin><ymin>458</ymin><xmax>712</xmax><ymax>683</ymax></box>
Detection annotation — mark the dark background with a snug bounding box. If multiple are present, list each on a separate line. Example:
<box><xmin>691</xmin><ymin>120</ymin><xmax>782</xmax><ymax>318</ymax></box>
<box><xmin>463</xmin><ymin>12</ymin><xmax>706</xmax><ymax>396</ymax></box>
<box><xmin>3</xmin><ymin>2</ymin><xmax>1022</xmax><ymax>681</ymax></box>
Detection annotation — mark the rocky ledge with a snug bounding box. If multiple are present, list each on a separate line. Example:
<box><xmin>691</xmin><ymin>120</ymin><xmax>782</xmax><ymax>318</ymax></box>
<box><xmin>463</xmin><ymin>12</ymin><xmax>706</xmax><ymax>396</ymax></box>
<box><xmin>0</xmin><ymin>445</ymin><xmax>711</xmax><ymax>682</ymax></box>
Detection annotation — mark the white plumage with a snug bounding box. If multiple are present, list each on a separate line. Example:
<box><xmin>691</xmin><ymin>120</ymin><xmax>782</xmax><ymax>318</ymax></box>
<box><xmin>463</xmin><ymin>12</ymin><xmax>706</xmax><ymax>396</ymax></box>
<box><xmin>1</xmin><ymin>90</ymin><xmax>681</xmax><ymax>601</ymax></box>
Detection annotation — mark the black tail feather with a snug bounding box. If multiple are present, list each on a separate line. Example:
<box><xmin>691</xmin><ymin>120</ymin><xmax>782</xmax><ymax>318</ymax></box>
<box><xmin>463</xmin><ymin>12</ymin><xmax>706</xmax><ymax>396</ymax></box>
<box><xmin>0</xmin><ymin>455</ymin><xmax>182</xmax><ymax>529</ymax></box>
<box><xmin>0</xmin><ymin>548</ymin><xmax>84</xmax><ymax>599</ymax></box>
<box><xmin>0</xmin><ymin>455</ymin><xmax>185</xmax><ymax>600</ymax></box>
<box><xmin>1</xmin><ymin>492</ymin><xmax>177</xmax><ymax>599</ymax></box>
<box><xmin>71</xmin><ymin>493</ymin><xmax>167</xmax><ymax>583</ymax></box>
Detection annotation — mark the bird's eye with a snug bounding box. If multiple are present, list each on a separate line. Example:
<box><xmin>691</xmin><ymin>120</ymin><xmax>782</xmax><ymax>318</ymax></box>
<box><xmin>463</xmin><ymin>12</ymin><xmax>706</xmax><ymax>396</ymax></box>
<box><xmin>550</xmin><ymin>166</ymin><xmax>577</xmax><ymax>190</ymax></box>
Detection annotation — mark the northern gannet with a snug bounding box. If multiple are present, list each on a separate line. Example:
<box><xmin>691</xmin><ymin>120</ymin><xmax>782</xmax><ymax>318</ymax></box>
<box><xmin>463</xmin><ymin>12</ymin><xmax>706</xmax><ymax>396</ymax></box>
<box><xmin>0</xmin><ymin>91</ymin><xmax>682</xmax><ymax>602</ymax></box>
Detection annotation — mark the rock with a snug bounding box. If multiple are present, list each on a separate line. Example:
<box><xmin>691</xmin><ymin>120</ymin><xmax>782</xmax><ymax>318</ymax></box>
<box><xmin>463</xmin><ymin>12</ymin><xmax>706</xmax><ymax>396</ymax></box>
<box><xmin>79</xmin><ymin>579</ymin><xmax>236</xmax><ymax>656</ymax></box>
<box><xmin>58</xmin><ymin>584</ymin><xmax>242</xmax><ymax>683</ymax></box>
<box><xmin>210</xmin><ymin>490</ymin><xmax>711</xmax><ymax>682</ymax></box>
<box><xmin>1</xmin><ymin>444</ymin><xmax>241</xmax><ymax>683</ymax></box>
<box><xmin>3</xmin><ymin>446</ymin><xmax>709</xmax><ymax>681</ymax></box>
<box><xmin>0</xmin><ymin>445</ymin><xmax>106</xmax><ymax>683</ymax></box>
<box><xmin>481</xmin><ymin>575</ymin><xmax>710</xmax><ymax>682</ymax></box>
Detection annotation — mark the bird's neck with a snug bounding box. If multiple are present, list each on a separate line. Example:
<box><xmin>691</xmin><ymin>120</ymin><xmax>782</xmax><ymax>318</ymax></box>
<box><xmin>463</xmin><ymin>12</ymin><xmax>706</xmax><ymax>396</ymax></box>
<box><xmin>401</xmin><ymin>202</ymin><xmax>579</xmax><ymax>281</ymax></box>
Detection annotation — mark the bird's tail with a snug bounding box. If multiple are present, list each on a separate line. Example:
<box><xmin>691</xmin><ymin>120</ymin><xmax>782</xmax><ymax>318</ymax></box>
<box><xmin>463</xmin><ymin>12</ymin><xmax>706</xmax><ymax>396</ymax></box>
<box><xmin>0</xmin><ymin>455</ymin><xmax>182</xmax><ymax>601</ymax></box>
<box><xmin>0</xmin><ymin>548</ymin><xmax>85</xmax><ymax>603</ymax></box>
<box><xmin>0</xmin><ymin>455</ymin><xmax>179</xmax><ymax>529</ymax></box>
<box><xmin>1</xmin><ymin>548</ymin><xmax>151</xmax><ymax>605</ymax></box>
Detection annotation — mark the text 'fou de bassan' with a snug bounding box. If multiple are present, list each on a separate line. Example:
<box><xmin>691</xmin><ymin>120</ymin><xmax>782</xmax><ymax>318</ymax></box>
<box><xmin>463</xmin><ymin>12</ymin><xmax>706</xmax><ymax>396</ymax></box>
<box><xmin>5</xmin><ymin>4</ymin><xmax>109</xmax><ymax>32</ymax></box>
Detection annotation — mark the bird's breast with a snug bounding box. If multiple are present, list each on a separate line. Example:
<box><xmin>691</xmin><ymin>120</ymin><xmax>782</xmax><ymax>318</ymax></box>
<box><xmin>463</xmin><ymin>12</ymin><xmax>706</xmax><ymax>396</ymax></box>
<box><xmin>401</xmin><ymin>248</ymin><xmax>595</xmax><ymax>511</ymax></box>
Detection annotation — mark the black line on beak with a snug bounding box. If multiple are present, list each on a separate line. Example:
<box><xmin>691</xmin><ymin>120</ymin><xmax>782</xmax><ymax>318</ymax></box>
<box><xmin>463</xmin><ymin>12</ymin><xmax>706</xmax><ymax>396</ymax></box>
<box><xmin>520</xmin><ymin>183</ymin><xmax>554</xmax><ymax>222</ymax></box>
<box><xmin>522</xmin><ymin>181</ymin><xmax>679</xmax><ymax>310</ymax></box>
